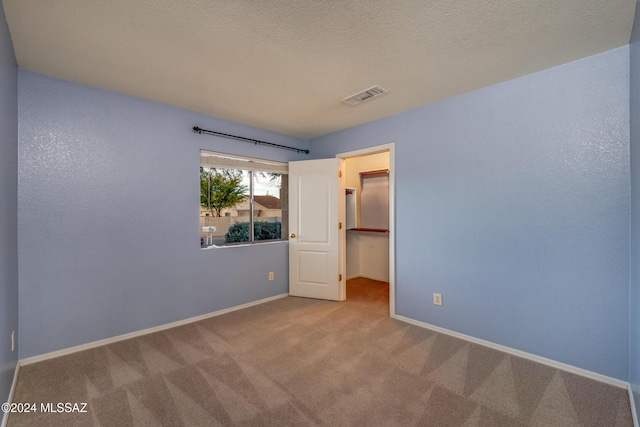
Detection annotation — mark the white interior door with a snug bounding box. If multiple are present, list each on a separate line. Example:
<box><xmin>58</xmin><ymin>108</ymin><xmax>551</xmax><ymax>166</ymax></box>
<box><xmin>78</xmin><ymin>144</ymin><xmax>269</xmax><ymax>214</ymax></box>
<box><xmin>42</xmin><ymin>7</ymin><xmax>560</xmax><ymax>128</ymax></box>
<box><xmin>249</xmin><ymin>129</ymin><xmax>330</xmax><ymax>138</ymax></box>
<box><xmin>289</xmin><ymin>158</ymin><xmax>345</xmax><ymax>301</ymax></box>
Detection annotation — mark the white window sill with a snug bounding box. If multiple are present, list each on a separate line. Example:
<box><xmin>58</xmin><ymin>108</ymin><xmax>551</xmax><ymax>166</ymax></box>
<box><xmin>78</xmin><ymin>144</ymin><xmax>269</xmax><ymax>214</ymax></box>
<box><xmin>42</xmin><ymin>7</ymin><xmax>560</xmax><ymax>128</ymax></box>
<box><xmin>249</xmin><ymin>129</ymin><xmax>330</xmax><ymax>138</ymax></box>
<box><xmin>201</xmin><ymin>240</ymin><xmax>288</xmax><ymax>250</ymax></box>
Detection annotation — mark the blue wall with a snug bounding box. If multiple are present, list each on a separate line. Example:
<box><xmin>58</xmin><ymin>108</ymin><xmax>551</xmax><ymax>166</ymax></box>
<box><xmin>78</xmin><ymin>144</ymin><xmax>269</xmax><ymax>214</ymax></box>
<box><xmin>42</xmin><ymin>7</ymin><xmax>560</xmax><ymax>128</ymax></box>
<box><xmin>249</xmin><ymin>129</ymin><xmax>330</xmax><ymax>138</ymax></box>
<box><xmin>311</xmin><ymin>47</ymin><xmax>631</xmax><ymax>380</ymax></box>
<box><xmin>630</xmin><ymin>0</ymin><xmax>640</xmax><ymax>417</ymax></box>
<box><xmin>17</xmin><ymin>70</ymin><xmax>308</xmax><ymax>358</ymax></box>
<box><xmin>0</xmin><ymin>3</ymin><xmax>18</xmax><ymax>405</ymax></box>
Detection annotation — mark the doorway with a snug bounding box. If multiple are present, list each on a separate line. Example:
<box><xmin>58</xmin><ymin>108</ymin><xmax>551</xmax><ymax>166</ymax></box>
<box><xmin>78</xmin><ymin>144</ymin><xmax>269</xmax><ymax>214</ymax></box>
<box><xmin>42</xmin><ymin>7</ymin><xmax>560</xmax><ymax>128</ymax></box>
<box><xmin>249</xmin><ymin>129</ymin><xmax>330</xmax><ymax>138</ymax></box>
<box><xmin>338</xmin><ymin>143</ymin><xmax>395</xmax><ymax>317</ymax></box>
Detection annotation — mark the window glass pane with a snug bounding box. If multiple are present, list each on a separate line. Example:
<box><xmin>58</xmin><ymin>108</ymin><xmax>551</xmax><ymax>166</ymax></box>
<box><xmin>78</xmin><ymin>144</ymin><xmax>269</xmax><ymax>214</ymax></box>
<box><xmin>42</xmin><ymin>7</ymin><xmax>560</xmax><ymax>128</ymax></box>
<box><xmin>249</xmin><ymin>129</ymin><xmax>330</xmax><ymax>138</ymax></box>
<box><xmin>252</xmin><ymin>172</ymin><xmax>287</xmax><ymax>242</ymax></box>
<box><xmin>200</xmin><ymin>167</ymin><xmax>250</xmax><ymax>246</ymax></box>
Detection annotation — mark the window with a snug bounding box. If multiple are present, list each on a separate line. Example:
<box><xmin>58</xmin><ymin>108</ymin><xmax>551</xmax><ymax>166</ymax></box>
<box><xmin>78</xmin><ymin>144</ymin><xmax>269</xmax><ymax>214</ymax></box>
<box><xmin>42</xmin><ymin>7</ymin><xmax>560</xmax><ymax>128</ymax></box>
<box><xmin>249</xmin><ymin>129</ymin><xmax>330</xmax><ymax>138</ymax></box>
<box><xmin>200</xmin><ymin>150</ymin><xmax>288</xmax><ymax>247</ymax></box>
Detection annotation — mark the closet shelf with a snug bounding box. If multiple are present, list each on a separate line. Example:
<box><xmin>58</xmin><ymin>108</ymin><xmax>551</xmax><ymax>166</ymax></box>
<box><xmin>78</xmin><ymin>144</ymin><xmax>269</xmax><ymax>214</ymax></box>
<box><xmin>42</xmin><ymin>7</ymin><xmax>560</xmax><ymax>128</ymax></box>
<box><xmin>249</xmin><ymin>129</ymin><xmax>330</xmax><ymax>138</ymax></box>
<box><xmin>348</xmin><ymin>228</ymin><xmax>389</xmax><ymax>233</ymax></box>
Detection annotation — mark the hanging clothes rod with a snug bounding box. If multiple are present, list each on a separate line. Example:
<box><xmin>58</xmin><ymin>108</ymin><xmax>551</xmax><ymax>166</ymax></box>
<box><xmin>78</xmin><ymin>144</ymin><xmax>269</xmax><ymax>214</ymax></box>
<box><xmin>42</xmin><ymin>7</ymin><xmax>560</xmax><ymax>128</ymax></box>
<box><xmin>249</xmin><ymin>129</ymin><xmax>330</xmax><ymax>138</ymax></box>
<box><xmin>360</xmin><ymin>169</ymin><xmax>389</xmax><ymax>176</ymax></box>
<box><xmin>193</xmin><ymin>126</ymin><xmax>310</xmax><ymax>154</ymax></box>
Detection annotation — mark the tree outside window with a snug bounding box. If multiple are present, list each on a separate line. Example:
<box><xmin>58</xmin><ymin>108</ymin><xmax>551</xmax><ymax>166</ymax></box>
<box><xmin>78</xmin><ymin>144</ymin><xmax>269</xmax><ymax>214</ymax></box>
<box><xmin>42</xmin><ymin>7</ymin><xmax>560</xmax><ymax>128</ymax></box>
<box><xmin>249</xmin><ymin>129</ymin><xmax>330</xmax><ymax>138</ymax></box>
<box><xmin>200</xmin><ymin>168</ymin><xmax>247</xmax><ymax>217</ymax></box>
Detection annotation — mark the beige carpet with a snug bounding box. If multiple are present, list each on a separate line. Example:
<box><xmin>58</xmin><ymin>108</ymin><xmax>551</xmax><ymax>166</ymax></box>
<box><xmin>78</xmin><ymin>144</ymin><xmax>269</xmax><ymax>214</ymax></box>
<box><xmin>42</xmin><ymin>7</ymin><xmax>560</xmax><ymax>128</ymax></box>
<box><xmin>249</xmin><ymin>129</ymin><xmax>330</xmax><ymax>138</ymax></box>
<box><xmin>8</xmin><ymin>278</ymin><xmax>633</xmax><ymax>426</ymax></box>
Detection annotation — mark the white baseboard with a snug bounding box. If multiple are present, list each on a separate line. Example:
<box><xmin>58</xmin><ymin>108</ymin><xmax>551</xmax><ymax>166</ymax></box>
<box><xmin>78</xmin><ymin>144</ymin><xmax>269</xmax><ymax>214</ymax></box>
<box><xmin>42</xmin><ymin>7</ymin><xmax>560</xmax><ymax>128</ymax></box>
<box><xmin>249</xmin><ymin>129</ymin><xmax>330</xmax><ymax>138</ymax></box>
<box><xmin>1</xmin><ymin>362</ymin><xmax>20</xmax><ymax>427</ymax></box>
<box><xmin>630</xmin><ymin>383</ymin><xmax>639</xmax><ymax>427</ymax></box>
<box><xmin>20</xmin><ymin>293</ymin><xmax>289</xmax><ymax>366</ymax></box>
<box><xmin>393</xmin><ymin>314</ymin><xmax>628</xmax><ymax>389</ymax></box>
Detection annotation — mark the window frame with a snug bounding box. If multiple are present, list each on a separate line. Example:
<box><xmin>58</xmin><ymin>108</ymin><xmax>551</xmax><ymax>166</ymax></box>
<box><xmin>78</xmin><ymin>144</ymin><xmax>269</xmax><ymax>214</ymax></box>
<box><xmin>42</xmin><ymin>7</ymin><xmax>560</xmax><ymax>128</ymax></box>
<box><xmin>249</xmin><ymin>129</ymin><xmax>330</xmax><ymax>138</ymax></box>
<box><xmin>200</xmin><ymin>150</ymin><xmax>288</xmax><ymax>248</ymax></box>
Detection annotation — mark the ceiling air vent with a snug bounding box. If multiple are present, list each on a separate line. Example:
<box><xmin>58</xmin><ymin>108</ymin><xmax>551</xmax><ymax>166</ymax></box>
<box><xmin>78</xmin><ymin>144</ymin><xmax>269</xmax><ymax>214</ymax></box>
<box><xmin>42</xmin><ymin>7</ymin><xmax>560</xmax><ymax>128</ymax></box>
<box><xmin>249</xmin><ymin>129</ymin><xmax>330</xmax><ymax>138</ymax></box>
<box><xmin>342</xmin><ymin>85</ymin><xmax>388</xmax><ymax>106</ymax></box>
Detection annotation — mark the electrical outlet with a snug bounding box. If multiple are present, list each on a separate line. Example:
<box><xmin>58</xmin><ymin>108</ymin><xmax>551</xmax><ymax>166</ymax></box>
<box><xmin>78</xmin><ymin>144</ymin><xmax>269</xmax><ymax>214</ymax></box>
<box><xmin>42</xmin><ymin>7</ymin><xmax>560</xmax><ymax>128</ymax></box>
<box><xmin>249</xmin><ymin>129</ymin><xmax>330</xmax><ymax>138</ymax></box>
<box><xmin>11</xmin><ymin>330</ymin><xmax>14</xmax><ymax>352</ymax></box>
<box><xmin>268</xmin><ymin>272</ymin><xmax>274</xmax><ymax>281</ymax></box>
<box><xmin>433</xmin><ymin>293</ymin><xmax>443</xmax><ymax>306</ymax></box>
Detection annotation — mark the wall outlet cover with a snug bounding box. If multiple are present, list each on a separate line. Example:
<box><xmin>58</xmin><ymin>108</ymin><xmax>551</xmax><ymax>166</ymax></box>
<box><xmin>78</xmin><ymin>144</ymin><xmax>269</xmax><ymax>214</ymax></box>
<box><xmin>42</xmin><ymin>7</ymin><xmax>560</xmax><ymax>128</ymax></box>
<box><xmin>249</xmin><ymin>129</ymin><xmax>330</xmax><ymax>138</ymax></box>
<box><xmin>433</xmin><ymin>293</ymin><xmax>443</xmax><ymax>306</ymax></box>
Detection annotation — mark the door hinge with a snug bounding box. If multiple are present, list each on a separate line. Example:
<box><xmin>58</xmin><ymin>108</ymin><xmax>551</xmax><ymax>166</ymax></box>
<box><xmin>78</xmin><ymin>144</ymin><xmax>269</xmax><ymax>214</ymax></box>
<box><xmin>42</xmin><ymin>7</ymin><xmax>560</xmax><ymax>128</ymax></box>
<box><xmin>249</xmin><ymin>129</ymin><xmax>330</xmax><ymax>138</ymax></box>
<box><xmin>338</xmin><ymin>170</ymin><xmax>342</xmax><ymax>178</ymax></box>
<box><xmin>339</xmin><ymin>274</ymin><xmax>343</xmax><ymax>281</ymax></box>
<box><xmin>339</xmin><ymin>222</ymin><xmax>342</xmax><ymax>230</ymax></box>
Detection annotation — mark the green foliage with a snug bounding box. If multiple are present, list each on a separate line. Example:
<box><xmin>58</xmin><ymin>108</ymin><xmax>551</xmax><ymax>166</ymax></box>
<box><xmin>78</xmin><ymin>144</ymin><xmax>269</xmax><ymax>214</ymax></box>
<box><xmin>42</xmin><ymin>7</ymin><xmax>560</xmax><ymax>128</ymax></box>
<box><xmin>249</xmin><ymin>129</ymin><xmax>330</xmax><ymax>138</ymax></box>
<box><xmin>255</xmin><ymin>221</ymin><xmax>282</xmax><ymax>241</ymax></box>
<box><xmin>224</xmin><ymin>222</ymin><xmax>250</xmax><ymax>243</ymax></box>
<box><xmin>200</xmin><ymin>168</ymin><xmax>248</xmax><ymax>217</ymax></box>
<box><xmin>225</xmin><ymin>222</ymin><xmax>282</xmax><ymax>243</ymax></box>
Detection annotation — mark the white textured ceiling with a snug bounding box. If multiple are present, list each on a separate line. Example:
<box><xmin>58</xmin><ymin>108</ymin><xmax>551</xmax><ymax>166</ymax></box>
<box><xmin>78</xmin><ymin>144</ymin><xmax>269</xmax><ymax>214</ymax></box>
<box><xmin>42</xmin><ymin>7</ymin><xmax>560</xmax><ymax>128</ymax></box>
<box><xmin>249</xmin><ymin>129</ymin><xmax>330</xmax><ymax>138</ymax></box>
<box><xmin>3</xmin><ymin>0</ymin><xmax>637</xmax><ymax>139</ymax></box>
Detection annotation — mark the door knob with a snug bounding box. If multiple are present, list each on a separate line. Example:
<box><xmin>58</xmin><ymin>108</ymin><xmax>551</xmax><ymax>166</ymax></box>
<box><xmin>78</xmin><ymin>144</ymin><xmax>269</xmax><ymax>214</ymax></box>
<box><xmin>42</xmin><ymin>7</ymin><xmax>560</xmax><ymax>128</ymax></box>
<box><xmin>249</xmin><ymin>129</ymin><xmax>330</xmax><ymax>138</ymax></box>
<box><xmin>290</xmin><ymin>233</ymin><xmax>296</xmax><ymax>238</ymax></box>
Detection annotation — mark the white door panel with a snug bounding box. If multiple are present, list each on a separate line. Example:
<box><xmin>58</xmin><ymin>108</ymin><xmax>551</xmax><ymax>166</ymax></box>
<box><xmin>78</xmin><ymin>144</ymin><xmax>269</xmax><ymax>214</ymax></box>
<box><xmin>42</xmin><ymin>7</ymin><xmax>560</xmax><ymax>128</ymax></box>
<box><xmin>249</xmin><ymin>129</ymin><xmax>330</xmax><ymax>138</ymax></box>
<box><xmin>298</xmin><ymin>173</ymin><xmax>330</xmax><ymax>243</ymax></box>
<box><xmin>298</xmin><ymin>251</ymin><xmax>330</xmax><ymax>284</ymax></box>
<box><xmin>289</xmin><ymin>158</ymin><xmax>344</xmax><ymax>301</ymax></box>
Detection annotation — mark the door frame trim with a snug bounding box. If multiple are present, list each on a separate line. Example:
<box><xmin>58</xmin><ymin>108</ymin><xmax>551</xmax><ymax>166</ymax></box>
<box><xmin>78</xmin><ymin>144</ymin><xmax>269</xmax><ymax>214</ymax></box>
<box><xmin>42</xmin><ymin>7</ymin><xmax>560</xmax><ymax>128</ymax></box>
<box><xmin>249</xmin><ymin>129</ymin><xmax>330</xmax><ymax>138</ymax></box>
<box><xmin>336</xmin><ymin>143</ymin><xmax>396</xmax><ymax>317</ymax></box>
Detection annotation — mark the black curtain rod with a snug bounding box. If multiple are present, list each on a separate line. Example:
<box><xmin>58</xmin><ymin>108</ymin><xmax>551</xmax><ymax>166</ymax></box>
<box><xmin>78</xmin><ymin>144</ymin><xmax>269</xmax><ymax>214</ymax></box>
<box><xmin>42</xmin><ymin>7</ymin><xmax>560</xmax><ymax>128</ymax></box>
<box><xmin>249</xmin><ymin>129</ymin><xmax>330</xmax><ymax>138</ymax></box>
<box><xmin>193</xmin><ymin>126</ymin><xmax>310</xmax><ymax>154</ymax></box>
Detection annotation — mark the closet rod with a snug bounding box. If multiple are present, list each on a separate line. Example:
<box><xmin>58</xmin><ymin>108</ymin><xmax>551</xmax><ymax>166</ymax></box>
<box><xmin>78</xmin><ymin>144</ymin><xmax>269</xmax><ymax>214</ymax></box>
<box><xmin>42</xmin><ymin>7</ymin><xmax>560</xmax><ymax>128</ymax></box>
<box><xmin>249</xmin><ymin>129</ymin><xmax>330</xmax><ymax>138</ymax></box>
<box><xmin>193</xmin><ymin>126</ymin><xmax>310</xmax><ymax>154</ymax></box>
<box><xmin>360</xmin><ymin>169</ymin><xmax>389</xmax><ymax>176</ymax></box>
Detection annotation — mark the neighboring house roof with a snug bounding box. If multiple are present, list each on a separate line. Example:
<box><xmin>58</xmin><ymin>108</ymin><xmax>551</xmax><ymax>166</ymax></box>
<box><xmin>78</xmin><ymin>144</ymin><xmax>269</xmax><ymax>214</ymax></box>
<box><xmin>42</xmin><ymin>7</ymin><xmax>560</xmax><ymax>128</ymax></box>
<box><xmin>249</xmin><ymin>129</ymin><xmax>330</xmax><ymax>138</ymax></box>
<box><xmin>200</xmin><ymin>196</ymin><xmax>282</xmax><ymax>215</ymax></box>
<box><xmin>232</xmin><ymin>196</ymin><xmax>281</xmax><ymax>212</ymax></box>
<box><xmin>253</xmin><ymin>195</ymin><xmax>281</xmax><ymax>210</ymax></box>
